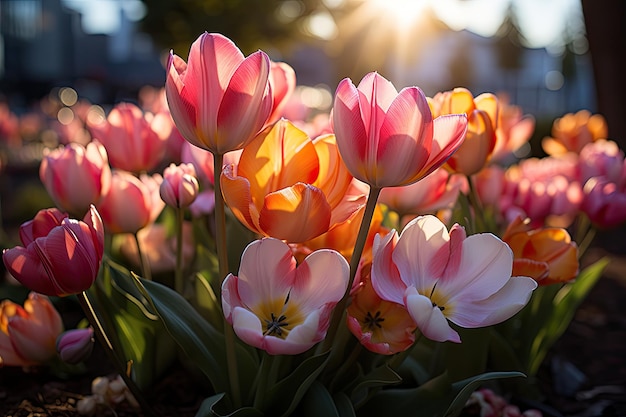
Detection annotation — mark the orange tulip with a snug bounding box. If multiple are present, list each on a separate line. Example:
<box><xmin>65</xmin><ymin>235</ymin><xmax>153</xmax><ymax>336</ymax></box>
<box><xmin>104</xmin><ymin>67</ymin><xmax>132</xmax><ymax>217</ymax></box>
<box><xmin>221</xmin><ymin>119</ymin><xmax>364</xmax><ymax>243</ymax></box>
<box><xmin>542</xmin><ymin>110</ymin><xmax>608</xmax><ymax>156</ymax></box>
<box><xmin>429</xmin><ymin>88</ymin><xmax>498</xmax><ymax>176</ymax></box>
<box><xmin>502</xmin><ymin>216</ymin><xmax>579</xmax><ymax>285</ymax></box>
<box><xmin>0</xmin><ymin>293</ymin><xmax>64</xmax><ymax>367</ymax></box>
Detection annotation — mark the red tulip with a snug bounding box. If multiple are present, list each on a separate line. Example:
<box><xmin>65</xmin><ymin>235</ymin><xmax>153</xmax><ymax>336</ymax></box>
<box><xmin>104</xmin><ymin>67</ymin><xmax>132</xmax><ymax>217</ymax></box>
<box><xmin>332</xmin><ymin>72</ymin><xmax>467</xmax><ymax>188</ymax></box>
<box><xmin>165</xmin><ymin>32</ymin><xmax>273</xmax><ymax>155</ymax></box>
<box><xmin>3</xmin><ymin>206</ymin><xmax>104</xmax><ymax>296</ymax></box>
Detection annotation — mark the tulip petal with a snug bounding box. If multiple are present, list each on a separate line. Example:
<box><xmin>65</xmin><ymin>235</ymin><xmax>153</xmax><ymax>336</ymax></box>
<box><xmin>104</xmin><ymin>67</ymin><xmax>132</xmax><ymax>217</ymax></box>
<box><xmin>333</xmin><ymin>78</ymin><xmax>369</xmax><ymax>177</ymax></box>
<box><xmin>221</xmin><ymin>164</ymin><xmax>262</xmax><ymax>234</ymax></box>
<box><xmin>449</xmin><ymin>276</ymin><xmax>537</xmax><ymax>328</ymax></box>
<box><xmin>3</xmin><ymin>247</ymin><xmax>60</xmax><ymax>296</ymax></box>
<box><xmin>259</xmin><ymin>184</ymin><xmax>331</xmax><ymax>243</ymax></box>
<box><xmin>404</xmin><ymin>287</ymin><xmax>460</xmax><ymax>343</ymax></box>
<box><xmin>371</xmin><ymin>231</ymin><xmax>405</xmax><ymax>304</ymax></box>
<box><xmin>230</xmin><ymin>306</ymin><xmax>265</xmax><ymax>350</ymax></box>
<box><xmin>422</xmin><ymin>114</ymin><xmax>468</xmax><ymax>177</ymax></box>
<box><xmin>217</xmin><ymin>51</ymin><xmax>272</xmax><ymax>153</ymax></box>
<box><xmin>290</xmin><ymin>249</ymin><xmax>349</xmax><ymax>313</ymax></box>
<box><xmin>236</xmin><ymin>239</ymin><xmax>296</xmax><ymax>310</ymax></box>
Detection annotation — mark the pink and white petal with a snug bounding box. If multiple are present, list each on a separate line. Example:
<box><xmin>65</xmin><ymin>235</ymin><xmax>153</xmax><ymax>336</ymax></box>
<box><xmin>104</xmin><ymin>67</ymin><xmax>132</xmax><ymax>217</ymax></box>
<box><xmin>439</xmin><ymin>234</ymin><xmax>513</xmax><ymax>301</ymax></box>
<box><xmin>371</xmin><ymin>230</ymin><xmax>405</xmax><ymax>304</ymax></box>
<box><xmin>447</xmin><ymin>276</ymin><xmax>537</xmax><ymax>328</ymax></box>
<box><xmin>346</xmin><ymin>316</ymin><xmax>393</xmax><ymax>355</ymax></box>
<box><xmin>285</xmin><ymin>309</ymin><xmax>323</xmax><ymax>347</ymax></box>
<box><xmin>221</xmin><ymin>273</ymin><xmax>243</xmax><ymax>323</ymax></box>
<box><xmin>230</xmin><ymin>306</ymin><xmax>265</xmax><ymax>351</ymax></box>
<box><xmin>393</xmin><ymin>215</ymin><xmax>450</xmax><ymax>292</ymax></box>
<box><xmin>165</xmin><ymin>54</ymin><xmax>200</xmax><ymax>146</ymax></box>
<box><xmin>290</xmin><ymin>249</ymin><xmax>349</xmax><ymax>312</ymax></box>
<box><xmin>356</xmin><ymin>72</ymin><xmax>398</xmax><ymax>124</ymax></box>
<box><xmin>236</xmin><ymin>239</ymin><xmax>296</xmax><ymax>309</ymax></box>
<box><xmin>404</xmin><ymin>287</ymin><xmax>460</xmax><ymax>343</ymax></box>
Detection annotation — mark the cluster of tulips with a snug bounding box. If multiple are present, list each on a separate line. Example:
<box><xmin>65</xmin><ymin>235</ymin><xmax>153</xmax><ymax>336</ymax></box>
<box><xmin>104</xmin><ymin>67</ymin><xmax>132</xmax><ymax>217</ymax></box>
<box><xmin>0</xmin><ymin>32</ymin><xmax>620</xmax><ymax>416</ymax></box>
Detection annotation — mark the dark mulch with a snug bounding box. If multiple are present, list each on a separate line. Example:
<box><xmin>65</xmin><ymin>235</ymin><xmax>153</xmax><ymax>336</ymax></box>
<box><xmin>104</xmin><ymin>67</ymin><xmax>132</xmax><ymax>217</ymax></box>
<box><xmin>1</xmin><ymin>247</ymin><xmax>625</xmax><ymax>417</ymax></box>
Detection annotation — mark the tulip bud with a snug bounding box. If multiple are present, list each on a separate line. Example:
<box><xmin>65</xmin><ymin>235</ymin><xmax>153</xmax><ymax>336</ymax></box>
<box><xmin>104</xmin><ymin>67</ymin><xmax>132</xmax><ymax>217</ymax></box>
<box><xmin>160</xmin><ymin>163</ymin><xmax>199</xmax><ymax>208</ymax></box>
<box><xmin>56</xmin><ymin>328</ymin><xmax>94</xmax><ymax>364</ymax></box>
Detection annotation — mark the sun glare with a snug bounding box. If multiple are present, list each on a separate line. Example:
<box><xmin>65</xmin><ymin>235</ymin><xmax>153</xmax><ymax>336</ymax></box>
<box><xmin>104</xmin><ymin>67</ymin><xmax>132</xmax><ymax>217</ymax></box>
<box><xmin>368</xmin><ymin>0</ymin><xmax>431</xmax><ymax>29</ymax></box>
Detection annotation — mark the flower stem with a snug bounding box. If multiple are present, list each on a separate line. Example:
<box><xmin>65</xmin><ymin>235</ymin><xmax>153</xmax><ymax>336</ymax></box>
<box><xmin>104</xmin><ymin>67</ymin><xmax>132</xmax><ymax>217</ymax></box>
<box><xmin>466</xmin><ymin>175</ymin><xmax>487</xmax><ymax>233</ymax></box>
<box><xmin>214</xmin><ymin>152</ymin><xmax>241</xmax><ymax>409</ymax></box>
<box><xmin>174</xmin><ymin>207</ymin><xmax>185</xmax><ymax>295</ymax></box>
<box><xmin>133</xmin><ymin>232</ymin><xmax>151</xmax><ymax>281</ymax></box>
<box><xmin>77</xmin><ymin>291</ymin><xmax>157</xmax><ymax>416</ymax></box>
<box><xmin>321</xmin><ymin>186</ymin><xmax>381</xmax><ymax>353</ymax></box>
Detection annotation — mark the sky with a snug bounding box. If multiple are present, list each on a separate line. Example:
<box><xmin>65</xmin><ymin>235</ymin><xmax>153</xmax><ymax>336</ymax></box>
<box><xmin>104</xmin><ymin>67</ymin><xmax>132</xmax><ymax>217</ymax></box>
<box><xmin>61</xmin><ymin>0</ymin><xmax>585</xmax><ymax>50</ymax></box>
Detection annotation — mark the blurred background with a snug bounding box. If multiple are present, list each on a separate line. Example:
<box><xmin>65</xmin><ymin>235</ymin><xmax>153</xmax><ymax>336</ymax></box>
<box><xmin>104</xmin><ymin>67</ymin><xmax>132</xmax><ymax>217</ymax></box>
<box><xmin>0</xmin><ymin>0</ymin><xmax>623</xmax><ymax>136</ymax></box>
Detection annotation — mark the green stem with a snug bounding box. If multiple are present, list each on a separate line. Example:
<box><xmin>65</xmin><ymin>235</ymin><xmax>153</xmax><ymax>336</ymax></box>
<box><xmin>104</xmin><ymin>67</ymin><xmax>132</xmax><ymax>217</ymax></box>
<box><xmin>328</xmin><ymin>342</ymin><xmax>362</xmax><ymax>392</ymax></box>
<box><xmin>76</xmin><ymin>291</ymin><xmax>157</xmax><ymax>416</ymax></box>
<box><xmin>321</xmin><ymin>186</ymin><xmax>381</xmax><ymax>353</ymax></box>
<box><xmin>133</xmin><ymin>232</ymin><xmax>151</xmax><ymax>281</ymax></box>
<box><xmin>174</xmin><ymin>207</ymin><xmax>185</xmax><ymax>295</ymax></box>
<box><xmin>253</xmin><ymin>353</ymin><xmax>274</xmax><ymax>410</ymax></box>
<box><xmin>214</xmin><ymin>152</ymin><xmax>241</xmax><ymax>409</ymax></box>
<box><xmin>466</xmin><ymin>175</ymin><xmax>487</xmax><ymax>233</ymax></box>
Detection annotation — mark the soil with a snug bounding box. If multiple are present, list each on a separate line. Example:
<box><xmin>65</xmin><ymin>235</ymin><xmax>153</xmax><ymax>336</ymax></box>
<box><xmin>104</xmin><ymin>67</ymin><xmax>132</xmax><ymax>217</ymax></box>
<box><xmin>1</xmin><ymin>242</ymin><xmax>625</xmax><ymax>417</ymax></box>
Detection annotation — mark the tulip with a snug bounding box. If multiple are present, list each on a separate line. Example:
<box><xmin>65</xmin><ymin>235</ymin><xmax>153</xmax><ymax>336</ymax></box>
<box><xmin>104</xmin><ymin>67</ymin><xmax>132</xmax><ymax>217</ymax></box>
<box><xmin>347</xmin><ymin>266</ymin><xmax>416</xmax><ymax>355</ymax></box>
<box><xmin>56</xmin><ymin>328</ymin><xmax>95</xmax><ymax>364</ymax></box>
<box><xmin>39</xmin><ymin>141</ymin><xmax>111</xmax><ymax>217</ymax></box>
<box><xmin>503</xmin><ymin>216</ymin><xmax>579</xmax><ymax>285</ymax></box>
<box><xmin>222</xmin><ymin>238</ymin><xmax>349</xmax><ymax>355</ymax></box>
<box><xmin>581</xmin><ymin>176</ymin><xmax>626</xmax><ymax>229</ymax></box>
<box><xmin>371</xmin><ymin>215</ymin><xmax>537</xmax><ymax>343</ymax></box>
<box><xmin>87</xmin><ymin>102</ymin><xmax>168</xmax><ymax>173</ymax></box>
<box><xmin>332</xmin><ymin>72</ymin><xmax>467</xmax><ymax>188</ymax></box>
<box><xmin>160</xmin><ymin>163</ymin><xmax>200</xmax><ymax>209</ymax></box>
<box><xmin>267</xmin><ymin>61</ymin><xmax>297</xmax><ymax>125</ymax></box>
<box><xmin>221</xmin><ymin>119</ymin><xmax>364</xmax><ymax>243</ymax></box>
<box><xmin>491</xmin><ymin>94</ymin><xmax>535</xmax><ymax>163</ymax></box>
<box><xmin>429</xmin><ymin>88</ymin><xmax>498</xmax><ymax>176</ymax></box>
<box><xmin>578</xmin><ymin>139</ymin><xmax>624</xmax><ymax>183</ymax></box>
<box><xmin>0</xmin><ymin>293</ymin><xmax>64</xmax><ymax>367</ymax></box>
<box><xmin>98</xmin><ymin>171</ymin><xmax>164</xmax><ymax>234</ymax></box>
<box><xmin>542</xmin><ymin>109</ymin><xmax>608</xmax><ymax>156</ymax></box>
<box><xmin>3</xmin><ymin>206</ymin><xmax>104</xmax><ymax>296</ymax></box>
<box><xmin>165</xmin><ymin>32</ymin><xmax>273</xmax><ymax>155</ymax></box>
<box><xmin>379</xmin><ymin>167</ymin><xmax>464</xmax><ymax>222</ymax></box>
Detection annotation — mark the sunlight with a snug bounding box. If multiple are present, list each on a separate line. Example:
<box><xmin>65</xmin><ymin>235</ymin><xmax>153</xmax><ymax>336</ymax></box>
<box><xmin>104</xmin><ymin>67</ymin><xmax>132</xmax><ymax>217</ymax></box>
<box><xmin>367</xmin><ymin>0</ymin><xmax>431</xmax><ymax>30</ymax></box>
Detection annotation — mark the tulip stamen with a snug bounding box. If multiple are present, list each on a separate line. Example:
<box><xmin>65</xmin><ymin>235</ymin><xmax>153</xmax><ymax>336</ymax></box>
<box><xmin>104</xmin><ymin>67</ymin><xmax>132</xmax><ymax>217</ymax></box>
<box><xmin>364</xmin><ymin>310</ymin><xmax>385</xmax><ymax>330</ymax></box>
<box><xmin>264</xmin><ymin>313</ymin><xmax>289</xmax><ymax>337</ymax></box>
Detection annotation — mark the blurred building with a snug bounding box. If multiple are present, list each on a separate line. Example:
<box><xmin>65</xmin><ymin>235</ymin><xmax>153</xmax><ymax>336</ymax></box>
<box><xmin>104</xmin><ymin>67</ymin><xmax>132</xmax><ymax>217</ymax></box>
<box><xmin>0</xmin><ymin>0</ymin><xmax>164</xmax><ymax>109</ymax></box>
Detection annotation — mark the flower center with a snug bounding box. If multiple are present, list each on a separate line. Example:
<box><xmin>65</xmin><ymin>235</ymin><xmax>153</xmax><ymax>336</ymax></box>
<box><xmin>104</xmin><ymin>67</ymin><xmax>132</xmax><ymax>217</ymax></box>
<box><xmin>264</xmin><ymin>312</ymin><xmax>289</xmax><ymax>337</ymax></box>
<box><xmin>364</xmin><ymin>310</ymin><xmax>385</xmax><ymax>330</ymax></box>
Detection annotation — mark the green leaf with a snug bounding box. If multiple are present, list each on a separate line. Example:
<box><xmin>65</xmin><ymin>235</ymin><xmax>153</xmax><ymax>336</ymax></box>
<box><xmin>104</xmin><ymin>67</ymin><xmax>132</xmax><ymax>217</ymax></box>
<box><xmin>527</xmin><ymin>257</ymin><xmax>609</xmax><ymax>375</ymax></box>
<box><xmin>444</xmin><ymin>371</ymin><xmax>525</xmax><ymax>417</ymax></box>
<box><xmin>333</xmin><ymin>392</ymin><xmax>356</xmax><ymax>417</ymax></box>
<box><xmin>350</xmin><ymin>364</ymin><xmax>401</xmax><ymax>404</ymax></box>
<box><xmin>264</xmin><ymin>351</ymin><xmax>331</xmax><ymax>417</ymax></box>
<box><xmin>136</xmin><ymin>278</ymin><xmax>259</xmax><ymax>401</ymax></box>
<box><xmin>294</xmin><ymin>381</ymin><xmax>339</xmax><ymax>417</ymax></box>
<box><xmin>357</xmin><ymin>371</ymin><xmax>524</xmax><ymax>417</ymax></box>
<box><xmin>197</xmin><ymin>393</ymin><xmax>264</xmax><ymax>417</ymax></box>
<box><xmin>91</xmin><ymin>260</ymin><xmax>177</xmax><ymax>390</ymax></box>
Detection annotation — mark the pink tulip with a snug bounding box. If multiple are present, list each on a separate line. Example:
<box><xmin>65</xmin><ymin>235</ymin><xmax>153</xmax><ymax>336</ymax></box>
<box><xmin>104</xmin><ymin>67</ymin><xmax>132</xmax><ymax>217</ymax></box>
<box><xmin>98</xmin><ymin>171</ymin><xmax>164</xmax><ymax>234</ymax></box>
<box><xmin>0</xmin><ymin>293</ymin><xmax>64</xmax><ymax>367</ymax></box>
<box><xmin>165</xmin><ymin>32</ymin><xmax>273</xmax><ymax>155</ymax></box>
<box><xmin>267</xmin><ymin>61</ymin><xmax>296</xmax><ymax>125</ymax></box>
<box><xmin>578</xmin><ymin>139</ymin><xmax>624</xmax><ymax>183</ymax></box>
<box><xmin>88</xmin><ymin>102</ymin><xmax>168</xmax><ymax>173</ymax></box>
<box><xmin>371</xmin><ymin>215</ymin><xmax>536</xmax><ymax>343</ymax></box>
<box><xmin>222</xmin><ymin>238</ymin><xmax>349</xmax><ymax>355</ymax></box>
<box><xmin>581</xmin><ymin>176</ymin><xmax>626</xmax><ymax>228</ymax></box>
<box><xmin>332</xmin><ymin>72</ymin><xmax>467</xmax><ymax>188</ymax></box>
<box><xmin>3</xmin><ymin>206</ymin><xmax>104</xmax><ymax>296</ymax></box>
<box><xmin>181</xmin><ymin>141</ymin><xmax>215</xmax><ymax>187</ymax></box>
<box><xmin>56</xmin><ymin>328</ymin><xmax>94</xmax><ymax>364</ymax></box>
<box><xmin>39</xmin><ymin>141</ymin><xmax>111</xmax><ymax>217</ymax></box>
<box><xmin>160</xmin><ymin>163</ymin><xmax>199</xmax><ymax>208</ymax></box>
<box><xmin>379</xmin><ymin>168</ymin><xmax>464</xmax><ymax>221</ymax></box>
